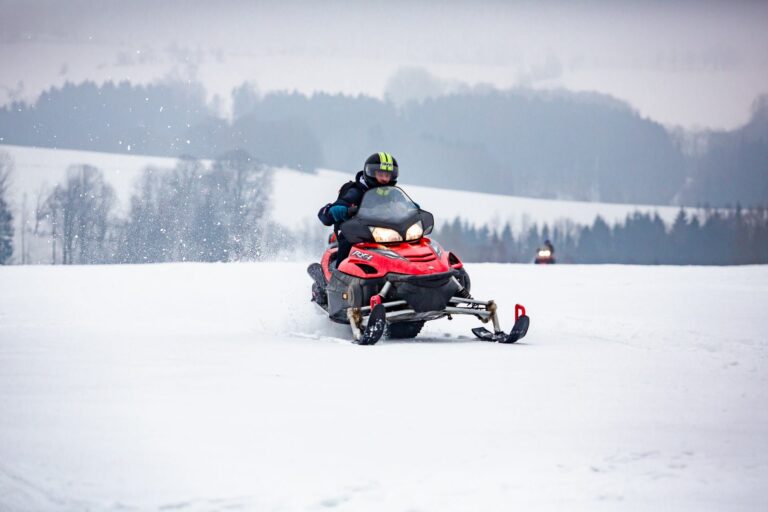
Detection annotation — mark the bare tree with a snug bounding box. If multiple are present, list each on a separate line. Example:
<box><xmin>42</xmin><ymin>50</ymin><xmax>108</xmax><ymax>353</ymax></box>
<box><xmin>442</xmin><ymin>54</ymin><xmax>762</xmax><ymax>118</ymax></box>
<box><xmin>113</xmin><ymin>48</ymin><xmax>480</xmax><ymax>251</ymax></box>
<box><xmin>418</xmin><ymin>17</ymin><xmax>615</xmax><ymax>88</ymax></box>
<box><xmin>120</xmin><ymin>158</ymin><xmax>207</xmax><ymax>263</ymax></box>
<box><xmin>210</xmin><ymin>149</ymin><xmax>272</xmax><ymax>260</ymax></box>
<box><xmin>121</xmin><ymin>151</ymin><xmax>273</xmax><ymax>263</ymax></box>
<box><xmin>39</xmin><ymin>165</ymin><xmax>116</xmax><ymax>264</ymax></box>
<box><xmin>0</xmin><ymin>151</ymin><xmax>14</xmax><ymax>264</ymax></box>
<box><xmin>165</xmin><ymin>156</ymin><xmax>207</xmax><ymax>261</ymax></box>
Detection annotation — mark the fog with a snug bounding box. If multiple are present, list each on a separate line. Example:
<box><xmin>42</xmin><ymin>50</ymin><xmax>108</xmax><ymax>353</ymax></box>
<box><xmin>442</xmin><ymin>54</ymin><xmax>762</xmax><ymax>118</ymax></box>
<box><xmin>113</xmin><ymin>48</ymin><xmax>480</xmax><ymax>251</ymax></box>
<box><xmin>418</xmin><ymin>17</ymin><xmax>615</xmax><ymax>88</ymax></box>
<box><xmin>1</xmin><ymin>0</ymin><xmax>767</xmax><ymax>129</ymax></box>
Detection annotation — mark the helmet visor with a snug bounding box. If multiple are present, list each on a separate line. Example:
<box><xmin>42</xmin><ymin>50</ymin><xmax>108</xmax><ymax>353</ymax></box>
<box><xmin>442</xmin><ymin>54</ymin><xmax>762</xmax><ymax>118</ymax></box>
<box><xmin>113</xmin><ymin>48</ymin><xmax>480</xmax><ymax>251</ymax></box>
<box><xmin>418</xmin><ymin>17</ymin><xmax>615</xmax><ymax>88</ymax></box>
<box><xmin>364</xmin><ymin>163</ymin><xmax>398</xmax><ymax>182</ymax></box>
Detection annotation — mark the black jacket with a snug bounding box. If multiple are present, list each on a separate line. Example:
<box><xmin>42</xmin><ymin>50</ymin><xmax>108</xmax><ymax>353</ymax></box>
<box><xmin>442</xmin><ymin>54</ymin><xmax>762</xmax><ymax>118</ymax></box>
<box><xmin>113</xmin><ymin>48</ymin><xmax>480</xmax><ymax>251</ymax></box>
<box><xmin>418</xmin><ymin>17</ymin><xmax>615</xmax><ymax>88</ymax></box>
<box><xmin>317</xmin><ymin>171</ymin><xmax>397</xmax><ymax>228</ymax></box>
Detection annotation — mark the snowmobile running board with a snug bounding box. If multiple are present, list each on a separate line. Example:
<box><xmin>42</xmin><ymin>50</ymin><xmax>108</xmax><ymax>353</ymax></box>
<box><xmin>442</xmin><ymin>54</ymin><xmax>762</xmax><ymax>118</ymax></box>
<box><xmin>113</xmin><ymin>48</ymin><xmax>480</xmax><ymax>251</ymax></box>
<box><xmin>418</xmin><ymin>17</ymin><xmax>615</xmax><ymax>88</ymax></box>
<box><xmin>348</xmin><ymin>296</ymin><xmax>529</xmax><ymax>345</ymax></box>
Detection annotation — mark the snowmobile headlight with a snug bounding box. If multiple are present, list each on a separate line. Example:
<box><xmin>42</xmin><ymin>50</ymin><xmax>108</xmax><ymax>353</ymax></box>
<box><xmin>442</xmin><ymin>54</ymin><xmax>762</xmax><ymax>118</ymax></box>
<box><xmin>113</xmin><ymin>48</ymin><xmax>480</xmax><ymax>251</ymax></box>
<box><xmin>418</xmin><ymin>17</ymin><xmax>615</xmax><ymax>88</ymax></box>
<box><xmin>405</xmin><ymin>221</ymin><xmax>424</xmax><ymax>241</ymax></box>
<box><xmin>370</xmin><ymin>227</ymin><xmax>403</xmax><ymax>243</ymax></box>
<box><xmin>538</xmin><ymin>249</ymin><xmax>551</xmax><ymax>257</ymax></box>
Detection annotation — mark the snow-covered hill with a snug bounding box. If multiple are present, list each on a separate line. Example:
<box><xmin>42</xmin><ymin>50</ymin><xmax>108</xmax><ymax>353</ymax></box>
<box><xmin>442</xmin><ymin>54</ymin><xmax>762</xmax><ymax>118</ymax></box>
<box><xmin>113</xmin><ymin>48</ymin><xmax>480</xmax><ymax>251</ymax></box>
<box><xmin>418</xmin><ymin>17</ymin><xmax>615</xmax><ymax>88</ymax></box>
<box><xmin>1</xmin><ymin>262</ymin><xmax>766</xmax><ymax>511</ymax></box>
<box><xmin>1</xmin><ymin>144</ymin><xmax>179</xmax><ymax>215</ymax></box>
<box><xmin>2</xmin><ymin>143</ymin><xmax>697</xmax><ymax>233</ymax></box>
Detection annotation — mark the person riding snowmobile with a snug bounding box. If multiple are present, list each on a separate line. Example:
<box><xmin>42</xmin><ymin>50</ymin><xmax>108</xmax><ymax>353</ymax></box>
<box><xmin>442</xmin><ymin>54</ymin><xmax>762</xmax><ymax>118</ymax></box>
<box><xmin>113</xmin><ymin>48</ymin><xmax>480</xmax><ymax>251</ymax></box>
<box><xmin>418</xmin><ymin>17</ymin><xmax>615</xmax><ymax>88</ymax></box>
<box><xmin>308</xmin><ymin>155</ymin><xmax>532</xmax><ymax>345</ymax></box>
<box><xmin>317</xmin><ymin>152</ymin><xmax>399</xmax><ymax>266</ymax></box>
<box><xmin>534</xmin><ymin>239</ymin><xmax>556</xmax><ymax>264</ymax></box>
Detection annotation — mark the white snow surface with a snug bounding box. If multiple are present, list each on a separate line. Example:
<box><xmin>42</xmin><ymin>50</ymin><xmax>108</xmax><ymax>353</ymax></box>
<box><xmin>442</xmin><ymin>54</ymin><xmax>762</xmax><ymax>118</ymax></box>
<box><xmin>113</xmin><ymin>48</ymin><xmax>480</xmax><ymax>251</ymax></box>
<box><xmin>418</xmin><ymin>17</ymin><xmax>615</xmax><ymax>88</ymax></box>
<box><xmin>1</xmin><ymin>262</ymin><xmax>766</xmax><ymax>511</ymax></box>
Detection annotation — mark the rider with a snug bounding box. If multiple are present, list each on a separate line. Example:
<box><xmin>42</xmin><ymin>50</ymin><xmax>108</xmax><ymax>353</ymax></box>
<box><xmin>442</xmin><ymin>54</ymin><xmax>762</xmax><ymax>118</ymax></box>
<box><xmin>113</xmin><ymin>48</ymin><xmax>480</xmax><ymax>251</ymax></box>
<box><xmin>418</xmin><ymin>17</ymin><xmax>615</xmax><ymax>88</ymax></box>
<box><xmin>318</xmin><ymin>152</ymin><xmax>399</xmax><ymax>265</ymax></box>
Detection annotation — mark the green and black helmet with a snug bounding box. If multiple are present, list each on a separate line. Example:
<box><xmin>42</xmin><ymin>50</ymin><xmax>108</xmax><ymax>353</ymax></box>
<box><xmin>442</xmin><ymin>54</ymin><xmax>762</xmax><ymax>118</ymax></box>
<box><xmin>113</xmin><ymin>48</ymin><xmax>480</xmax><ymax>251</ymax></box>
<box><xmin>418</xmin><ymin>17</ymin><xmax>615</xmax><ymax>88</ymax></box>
<box><xmin>363</xmin><ymin>152</ymin><xmax>399</xmax><ymax>185</ymax></box>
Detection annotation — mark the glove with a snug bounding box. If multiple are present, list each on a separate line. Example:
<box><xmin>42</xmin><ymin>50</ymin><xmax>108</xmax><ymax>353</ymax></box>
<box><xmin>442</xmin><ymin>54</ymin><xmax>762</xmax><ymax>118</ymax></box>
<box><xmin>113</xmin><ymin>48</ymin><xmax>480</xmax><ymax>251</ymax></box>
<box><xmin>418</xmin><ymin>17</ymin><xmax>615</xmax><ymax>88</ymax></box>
<box><xmin>318</xmin><ymin>204</ymin><xmax>334</xmax><ymax>226</ymax></box>
<box><xmin>329</xmin><ymin>204</ymin><xmax>350</xmax><ymax>222</ymax></box>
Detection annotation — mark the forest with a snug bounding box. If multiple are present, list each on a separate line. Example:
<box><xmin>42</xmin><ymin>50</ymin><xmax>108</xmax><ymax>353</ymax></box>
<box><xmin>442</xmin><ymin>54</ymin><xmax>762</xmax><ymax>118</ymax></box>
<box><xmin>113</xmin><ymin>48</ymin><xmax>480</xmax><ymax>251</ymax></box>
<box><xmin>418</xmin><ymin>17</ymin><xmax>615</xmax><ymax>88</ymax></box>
<box><xmin>2</xmin><ymin>80</ymin><xmax>765</xmax><ymax>208</ymax></box>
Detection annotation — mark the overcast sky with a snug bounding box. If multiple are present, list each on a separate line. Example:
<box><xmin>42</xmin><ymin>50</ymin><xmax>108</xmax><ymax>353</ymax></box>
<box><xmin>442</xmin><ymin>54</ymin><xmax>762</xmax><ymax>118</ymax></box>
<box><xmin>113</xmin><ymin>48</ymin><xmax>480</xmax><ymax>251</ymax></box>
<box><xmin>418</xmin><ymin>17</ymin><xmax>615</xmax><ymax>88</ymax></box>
<box><xmin>1</xmin><ymin>0</ymin><xmax>766</xmax><ymax>130</ymax></box>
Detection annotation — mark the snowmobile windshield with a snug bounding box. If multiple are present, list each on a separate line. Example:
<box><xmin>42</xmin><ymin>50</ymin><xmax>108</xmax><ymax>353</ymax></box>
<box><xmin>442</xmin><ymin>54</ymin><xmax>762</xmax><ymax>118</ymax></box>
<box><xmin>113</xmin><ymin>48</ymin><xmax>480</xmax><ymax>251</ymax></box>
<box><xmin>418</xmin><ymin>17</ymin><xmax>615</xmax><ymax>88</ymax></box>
<box><xmin>340</xmin><ymin>186</ymin><xmax>433</xmax><ymax>244</ymax></box>
<box><xmin>356</xmin><ymin>186</ymin><xmax>419</xmax><ymax>225</ymax></box>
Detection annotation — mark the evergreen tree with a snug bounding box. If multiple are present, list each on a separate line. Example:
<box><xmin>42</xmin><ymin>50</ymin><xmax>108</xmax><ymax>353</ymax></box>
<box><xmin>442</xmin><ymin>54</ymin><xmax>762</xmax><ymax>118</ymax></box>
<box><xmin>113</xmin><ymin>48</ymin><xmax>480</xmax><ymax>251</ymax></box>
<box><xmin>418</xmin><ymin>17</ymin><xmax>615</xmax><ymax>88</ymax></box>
<box><xmin>669</xmin><ymin>209</ymin><xmax>689</xmax><ymax>264</ymax></box>
<box><xmin>578</xmin><ymin>216</ymin><xmax>612</xmax><ymax>263</ymax></box>
<box><xmin>500</xmin><ymin>223</ymin><xmax>515</xmax><ymax>262</ymax></box>
<box><xmin>434</xmin><ymin>209</ymin><xmax>768</xmax><ymax>265</ymax></box>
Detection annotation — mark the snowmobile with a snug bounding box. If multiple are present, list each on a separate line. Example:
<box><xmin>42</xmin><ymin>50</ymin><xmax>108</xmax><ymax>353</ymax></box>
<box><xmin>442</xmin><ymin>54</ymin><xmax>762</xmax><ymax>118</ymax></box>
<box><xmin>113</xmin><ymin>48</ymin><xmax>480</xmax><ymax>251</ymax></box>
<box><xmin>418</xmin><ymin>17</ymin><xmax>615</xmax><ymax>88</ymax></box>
<box><xmin>534</xmin><ymin>246</ymin><xmax>556</xmax><ymax>264</ymax></box>
<box><xmin>307</xmin><ymin>186</ymin><xmax>530</xmax><ymax>345</ymax></box>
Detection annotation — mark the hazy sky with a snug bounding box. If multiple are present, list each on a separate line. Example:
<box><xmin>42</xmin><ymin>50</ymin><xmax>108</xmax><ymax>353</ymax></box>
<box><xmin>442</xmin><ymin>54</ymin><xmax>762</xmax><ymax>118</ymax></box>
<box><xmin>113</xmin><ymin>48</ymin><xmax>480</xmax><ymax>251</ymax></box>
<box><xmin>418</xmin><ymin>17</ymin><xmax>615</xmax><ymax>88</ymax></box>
<box><xmin>1</xmin><ymin>0</ymin><xmax>767</xmax><ymax>130</ymax></box>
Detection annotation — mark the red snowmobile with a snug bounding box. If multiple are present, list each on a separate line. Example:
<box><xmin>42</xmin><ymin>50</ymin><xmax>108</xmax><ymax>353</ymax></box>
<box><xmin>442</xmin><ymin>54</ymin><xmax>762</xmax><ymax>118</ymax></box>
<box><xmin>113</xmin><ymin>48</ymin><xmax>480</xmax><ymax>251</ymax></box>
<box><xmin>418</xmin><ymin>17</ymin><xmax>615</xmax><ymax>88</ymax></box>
<box><xmin>307</xmin><ymin>186</ymin><xmax>530</xmax><ymax>345</ymax></box>
<box><xmin>534</xmin><ymin>245</ymin><xmax>556</xmax><ymax>264</ymax></box>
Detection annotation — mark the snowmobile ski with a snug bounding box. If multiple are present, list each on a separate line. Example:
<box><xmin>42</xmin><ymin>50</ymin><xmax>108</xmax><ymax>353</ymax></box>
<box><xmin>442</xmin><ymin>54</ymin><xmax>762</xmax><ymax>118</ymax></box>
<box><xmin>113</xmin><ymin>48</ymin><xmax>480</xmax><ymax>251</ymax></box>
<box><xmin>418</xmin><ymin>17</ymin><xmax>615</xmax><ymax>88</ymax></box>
<box><xmin>307</xmin><ymin>263</ymin><xmax>328</xmax><ymax>307</ymax></box>
<box><xmin>505</xmin><ymin>314</ymin><xmax>530</xmax><ymax>343</ymax></box>
<box><xmin>357</xmin><ymin>304</ymin><xmax>386</xmax><ymax>345</ymax></box>
<box><xmin>471</xmin><ymin>314</ymin><xmax>530</xmax><ymax>344</ymax></box>
<box><xmin>307</xmin><ymin>262</ymin><xmax>327</xmax><ymax>287</ymax></box>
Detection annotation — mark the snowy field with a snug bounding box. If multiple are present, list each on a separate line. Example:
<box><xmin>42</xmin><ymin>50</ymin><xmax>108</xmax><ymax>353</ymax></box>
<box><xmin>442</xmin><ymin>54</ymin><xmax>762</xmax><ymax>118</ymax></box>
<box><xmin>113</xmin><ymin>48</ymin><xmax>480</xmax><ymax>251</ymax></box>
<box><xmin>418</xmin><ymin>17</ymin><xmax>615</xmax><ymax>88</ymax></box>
<box><xmin>1</xmin><ymin>262</ymin><xmax>766</xmax><ymax>511</ymax></box>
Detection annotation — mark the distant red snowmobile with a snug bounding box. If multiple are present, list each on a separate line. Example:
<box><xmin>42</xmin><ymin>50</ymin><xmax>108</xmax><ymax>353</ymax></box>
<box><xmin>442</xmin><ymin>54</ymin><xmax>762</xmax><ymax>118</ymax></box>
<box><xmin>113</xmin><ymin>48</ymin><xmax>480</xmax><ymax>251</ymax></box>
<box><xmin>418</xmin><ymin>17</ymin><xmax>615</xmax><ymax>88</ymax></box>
<box><xmin>307</xmin><ymin>186</ymin><xmax>530</xmax><ymax>345</ymax></box>
<box><xmin>534</xmin><ymin>248</ymin><xmax>556</xmax><ymax>264</ymax></box>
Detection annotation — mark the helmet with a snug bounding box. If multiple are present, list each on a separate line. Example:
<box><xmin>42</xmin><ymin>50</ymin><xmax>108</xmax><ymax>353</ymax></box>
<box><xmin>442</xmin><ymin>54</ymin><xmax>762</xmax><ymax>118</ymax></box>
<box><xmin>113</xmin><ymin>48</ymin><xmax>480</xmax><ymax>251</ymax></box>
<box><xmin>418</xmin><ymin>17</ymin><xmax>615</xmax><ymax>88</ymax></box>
<box><xmin>363</xmin><ymin>152</ymin><xmax>398</xmax><ymax>186</ymax></box>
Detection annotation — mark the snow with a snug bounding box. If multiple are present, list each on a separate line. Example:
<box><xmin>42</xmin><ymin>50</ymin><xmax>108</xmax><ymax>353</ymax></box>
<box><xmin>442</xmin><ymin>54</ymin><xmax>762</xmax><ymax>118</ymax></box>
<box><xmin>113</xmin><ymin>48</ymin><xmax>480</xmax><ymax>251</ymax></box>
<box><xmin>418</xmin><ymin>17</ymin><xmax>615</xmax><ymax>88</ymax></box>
<box><xmin>1</xmin><ymin>262</ymin><xmax>766</xmax><ymax>511</ymax></box>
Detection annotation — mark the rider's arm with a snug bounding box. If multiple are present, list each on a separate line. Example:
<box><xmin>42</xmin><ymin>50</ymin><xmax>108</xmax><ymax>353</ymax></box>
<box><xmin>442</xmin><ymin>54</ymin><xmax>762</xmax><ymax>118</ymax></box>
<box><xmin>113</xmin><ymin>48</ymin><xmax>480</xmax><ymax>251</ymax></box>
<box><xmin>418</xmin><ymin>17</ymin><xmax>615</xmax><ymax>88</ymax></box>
<box><xmin>337</xmin><ymin>186</ymin><xmax>362</xmax><ymax>207</ymax></box>
<box><xmin>330</xmin><ymin>186</ymin><xmax>364</xmax><ymax>220</ymax></box>
<box><xmin>318</xmin><ymin>185</ymin><xmax>364</xmax><ymax>226</ymax></box>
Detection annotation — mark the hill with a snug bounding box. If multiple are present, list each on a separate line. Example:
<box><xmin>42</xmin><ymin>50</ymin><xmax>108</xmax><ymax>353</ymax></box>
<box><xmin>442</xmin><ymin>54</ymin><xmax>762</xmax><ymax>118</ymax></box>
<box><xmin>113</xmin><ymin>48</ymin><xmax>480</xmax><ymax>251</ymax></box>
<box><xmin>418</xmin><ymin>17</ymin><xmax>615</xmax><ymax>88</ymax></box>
<box><xmin>0</xmin><ymin>81</ymin><xmax>689</xmax><ymax>205</ymax></box>
<box><xmin>1</xmin><ymin>144</ymin><xmax>702</xmax><ymax>265</ymax></box>
<box><xmin>680</xmin><ymin>97</ymin><xmax>768</xmax><ymax>207</ymax></box>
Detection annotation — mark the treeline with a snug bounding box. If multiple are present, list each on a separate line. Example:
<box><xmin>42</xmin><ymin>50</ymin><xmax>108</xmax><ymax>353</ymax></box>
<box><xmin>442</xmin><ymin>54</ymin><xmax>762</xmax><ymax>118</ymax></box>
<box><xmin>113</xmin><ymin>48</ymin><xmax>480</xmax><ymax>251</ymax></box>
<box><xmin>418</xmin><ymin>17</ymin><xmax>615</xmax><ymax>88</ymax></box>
<box><xmin>0</xmin><ymin>79</ymin><xmax>705</xmax><ymax>206</ymax></box>
<box><xmin>0</xmin><ymin>81</ymin><xmax>210</xmax><ymax>157</ymax></box>
<box><xmin>30</xmin><ymin>150</ymin><xmax>291</xmax><ymax>265</ymax></box>
<box><xmin>679</xmin><ymin>97</ymin><xmax>768</xmax><ymax>208</ymax></box>
<box><xmin>3</xmin><ymin>145</ymin><xmax>766</xmax><ymax>265</ymax></box>
<box><xmin>434</xmin><ymin>209</ymin><xmax>768</xmax><ymax>265</ymax></box>
<box><xmin>5</xmin><ymin>79</ymin><xmax>765</xmax><ymax>208</ymax></box>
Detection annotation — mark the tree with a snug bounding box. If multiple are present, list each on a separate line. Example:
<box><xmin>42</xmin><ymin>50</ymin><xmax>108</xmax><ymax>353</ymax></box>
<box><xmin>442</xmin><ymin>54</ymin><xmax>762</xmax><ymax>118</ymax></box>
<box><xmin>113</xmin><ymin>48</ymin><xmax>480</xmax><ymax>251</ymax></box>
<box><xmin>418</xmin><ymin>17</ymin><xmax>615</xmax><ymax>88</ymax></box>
<box><xmin>577</xmin><ymin>216</ymin><xmax>612</xmax><ymax>263</ymax></box>
<box><xmin>120</xmin><ymin>167</ymin><xmax>170</xmax><ymax>263</ymax></box>
<box><xmin>0</xmin><ymin>151</ymin><xmax>14</xmax><ymax>264</ymax></box>
<box><xmin>39</xmin><ymin>165</ymin><xmax>116</xmax><ymax>264</ymax></box>
<box><xmin>209</xmin><ymin>149</ymin><xmax>273</xmax><ymax>260</ymax></box>
<box><xmin>119</xmin><ymin>157</ymin><xmax>213</xmax><ymax>263</ymax></box>
<box><xmin>121</xmin><ymin>151</ymin><xmax>273</xmax><ymax>263</ymax></box>
<box><xmin>669</xmin><ymin>209</ymin><xmax>689</xmax><ymax>264</ymax></box>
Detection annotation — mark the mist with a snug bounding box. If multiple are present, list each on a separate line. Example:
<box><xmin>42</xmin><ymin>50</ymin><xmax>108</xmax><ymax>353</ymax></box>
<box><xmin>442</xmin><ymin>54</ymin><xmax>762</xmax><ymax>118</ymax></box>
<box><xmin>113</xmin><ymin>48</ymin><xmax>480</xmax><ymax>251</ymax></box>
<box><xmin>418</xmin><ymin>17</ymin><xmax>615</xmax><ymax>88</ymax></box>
<box><xmin>2</xmin><ymin>0</ymin><xmax>767</xmax><ymax>129</ymax></box>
